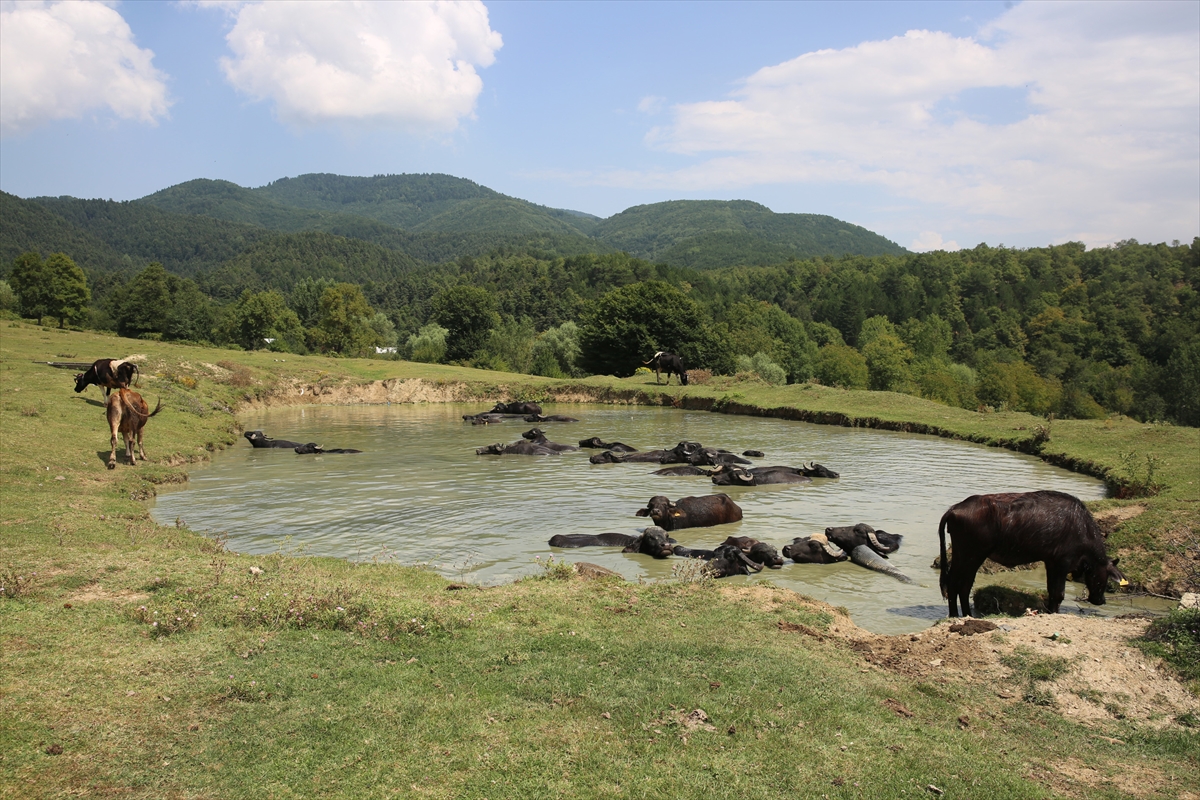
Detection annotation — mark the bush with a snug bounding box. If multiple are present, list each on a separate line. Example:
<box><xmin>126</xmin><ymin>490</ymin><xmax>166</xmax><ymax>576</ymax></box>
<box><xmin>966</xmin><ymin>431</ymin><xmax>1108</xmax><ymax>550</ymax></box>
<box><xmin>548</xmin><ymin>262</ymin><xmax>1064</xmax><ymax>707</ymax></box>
<box><xmin>734</xmin><ymin>352</ymin><xmax>787</xmax><ymax>385</ymax></box>
<box><xmin>814</xmin><ymin>345</ymin><xmax>868</xmax><ymax>389</ymax></box>
<box><xmin>1137</xmin><ymin>609</ymin><xmax>1200</xmax><ymax>685</ymax></box>
<box><xmin>406</xmin><ymin>323</ymin><xmax>448</xmax><ymax>364</ymax></box>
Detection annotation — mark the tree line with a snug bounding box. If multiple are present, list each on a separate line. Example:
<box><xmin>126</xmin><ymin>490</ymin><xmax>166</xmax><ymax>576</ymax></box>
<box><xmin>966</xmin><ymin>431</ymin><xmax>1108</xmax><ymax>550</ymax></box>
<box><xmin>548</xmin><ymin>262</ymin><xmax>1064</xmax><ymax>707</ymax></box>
<box><xmin>2</xmin><ymin>238</ymin><xmax>1196</xmax><ymax>427</ymax></box>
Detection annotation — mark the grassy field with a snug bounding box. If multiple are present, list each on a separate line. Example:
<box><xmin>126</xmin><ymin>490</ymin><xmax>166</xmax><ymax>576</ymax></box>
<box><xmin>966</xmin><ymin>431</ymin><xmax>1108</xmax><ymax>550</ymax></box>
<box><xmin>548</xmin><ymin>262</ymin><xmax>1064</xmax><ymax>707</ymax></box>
<box><xmin>1</xmin><ymin>321</ymin><xmax>1197</xmax><ymax>799</ymax></box>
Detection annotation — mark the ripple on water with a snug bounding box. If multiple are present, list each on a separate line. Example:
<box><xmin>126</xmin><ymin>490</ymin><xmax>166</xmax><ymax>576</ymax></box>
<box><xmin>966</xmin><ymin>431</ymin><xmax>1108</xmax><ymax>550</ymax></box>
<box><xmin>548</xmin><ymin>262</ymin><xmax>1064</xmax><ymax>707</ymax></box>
<box><xmin>153</xmin><ymin>404</ymin><xmax>1120</xmax><ymax>634</ymax></box>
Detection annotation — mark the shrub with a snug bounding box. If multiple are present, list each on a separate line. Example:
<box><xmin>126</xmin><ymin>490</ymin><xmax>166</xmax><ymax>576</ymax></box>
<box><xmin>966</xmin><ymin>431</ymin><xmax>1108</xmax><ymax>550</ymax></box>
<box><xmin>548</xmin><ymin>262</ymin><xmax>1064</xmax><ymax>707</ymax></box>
<box><xmin>814</xmin><ymin>345</ymin><xmax>868</xmax><ymax>389</ymax></box>
<box><xmin>1137</xmin><ymin>609</ymin><xmax>1200</xmax><ymax>685</ymax></box>
<box><xmin>734</xmin><ymin>352</ymin><xmax>787</xmax><ymax>385</ymax></box>
<box><xmin>406</xmin><ymin>323</ymin><xmax>448</xmax><ymax>364</ymax></box>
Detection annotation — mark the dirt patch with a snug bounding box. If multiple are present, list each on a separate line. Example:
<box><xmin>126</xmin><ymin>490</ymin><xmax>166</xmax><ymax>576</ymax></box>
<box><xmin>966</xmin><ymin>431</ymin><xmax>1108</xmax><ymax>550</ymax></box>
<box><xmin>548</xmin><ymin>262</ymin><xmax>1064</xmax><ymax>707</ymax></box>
<box><xmin>1094</xmin><ymin>505</ymin><xmax>1148</xmax><ymax>523</ymax></box>
<box><xmin>1045</xmin><ymin>757</ymin><xmax>1191</xmax><ymax>800</ymax></box>
<box><xmin>66</xmin><ymin>586</ymin><xmax>149</xmax><ymax>605</ymax></box>
<box><xmin>840</xmin><ymin>613</ymin><xmax>1198</xmax><ymax>727</ymax></box>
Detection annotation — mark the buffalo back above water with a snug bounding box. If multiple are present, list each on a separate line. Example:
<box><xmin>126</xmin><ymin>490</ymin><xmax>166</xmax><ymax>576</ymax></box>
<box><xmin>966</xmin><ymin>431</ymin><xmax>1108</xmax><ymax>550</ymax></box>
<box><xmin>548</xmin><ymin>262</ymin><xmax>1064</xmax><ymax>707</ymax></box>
<box><xmin>938</xmin><ymin>490</ymin><xmax>1125</xmax><ymax>617</ymax></box>
<box><xmin>634</xmin><ymin>494</ymin><xmax>743</xmax><ymax>531</ymax></box>
<box><xmin>549</xmin><ymin>527</ymin><xmax>675</xmax><ymax>558</ymax></box>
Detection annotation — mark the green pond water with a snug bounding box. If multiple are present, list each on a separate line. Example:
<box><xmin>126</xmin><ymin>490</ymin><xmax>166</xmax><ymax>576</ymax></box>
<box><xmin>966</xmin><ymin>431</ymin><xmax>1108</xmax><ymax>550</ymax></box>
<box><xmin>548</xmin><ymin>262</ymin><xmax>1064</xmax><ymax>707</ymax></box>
<box><xmin>151</xmin><ymin>404</ymin><xmax>1162</xmax><ymax>634</ymax></box>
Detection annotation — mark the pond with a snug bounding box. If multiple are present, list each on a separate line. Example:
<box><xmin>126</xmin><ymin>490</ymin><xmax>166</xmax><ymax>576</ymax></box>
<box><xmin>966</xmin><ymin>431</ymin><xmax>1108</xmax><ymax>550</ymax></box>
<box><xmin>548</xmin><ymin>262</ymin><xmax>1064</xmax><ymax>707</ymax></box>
<box><xmin>150</xmin><ymin>403</ymin><xmax>1149</xmax><ymax>635</ymax></box>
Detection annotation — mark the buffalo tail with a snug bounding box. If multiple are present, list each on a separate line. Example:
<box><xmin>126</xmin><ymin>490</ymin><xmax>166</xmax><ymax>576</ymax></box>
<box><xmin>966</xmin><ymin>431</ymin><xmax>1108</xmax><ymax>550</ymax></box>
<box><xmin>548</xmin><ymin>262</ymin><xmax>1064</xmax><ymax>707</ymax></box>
<box><xmin>938</xmin><ymin>512</ymin><xmax>949</xmax><ymax>598</ymax></box>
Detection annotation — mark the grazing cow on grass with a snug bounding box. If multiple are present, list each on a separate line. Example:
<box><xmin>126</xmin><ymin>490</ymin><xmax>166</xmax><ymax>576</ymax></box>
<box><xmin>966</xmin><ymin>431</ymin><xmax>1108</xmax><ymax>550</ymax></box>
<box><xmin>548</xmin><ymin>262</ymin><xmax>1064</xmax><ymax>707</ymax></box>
<box><xmin>938</xmin><ymin>490</ymin><xmax>1127</xmax><ymax>617</ymax></box>
<box><xmin>644</xmin><ymin>351</ymin><xmax>688</xmax><ymax>385</ymax></box>
<box><xmin>105</xmin><ymin>389</ymin><xmax>161</xmax><ymax>469</ymax></box>
<box><xmin>75</xmin><ymin>359</ymin><xmax>139</xmax><ymax>397</ymax></box>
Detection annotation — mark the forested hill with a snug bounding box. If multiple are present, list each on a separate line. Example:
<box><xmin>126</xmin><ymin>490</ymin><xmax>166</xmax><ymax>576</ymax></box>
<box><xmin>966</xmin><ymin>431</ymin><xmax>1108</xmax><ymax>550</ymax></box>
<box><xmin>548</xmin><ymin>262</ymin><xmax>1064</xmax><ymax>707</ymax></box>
<box><xmin>591</xmin><ymin>200</ymin><xmax>907</xmax><ymax>268</ymax></box>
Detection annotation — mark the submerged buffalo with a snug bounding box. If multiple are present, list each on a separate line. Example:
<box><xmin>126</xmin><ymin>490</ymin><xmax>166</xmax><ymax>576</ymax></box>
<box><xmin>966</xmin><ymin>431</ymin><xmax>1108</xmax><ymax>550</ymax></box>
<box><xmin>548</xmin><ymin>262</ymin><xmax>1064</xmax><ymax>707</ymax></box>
<box><xmin>719</xmin><ymin>536</ymin><xmax>784</xmax><ymax>568</ymax></box>
<box><xmin>578</xmin><ymin>437</ymin><xmax>637</xmax><ymax>452</ymax></box>
<box><xmin>672</xmin><ymin>543</ymin><xmax>762</xmax><ymax>577</ymax></box>
<box><xmin>491</xmin><ymin>401</ymin><xmax>542</xmax><ymax>415</ymax></box>
<box><xmin>782</xmin><ymin>534</ymin><xmax>848</xmax><ymax>564</ymax></box>
<box><xmin>548</xmin><ymin>526</ymin><xmax>675</xmax><ymax>558</ymax></box>
<box><xmin>520</xmin><ymin>428</ymin><xmax>579</xmax><ymax>452</ymax></box>
<box><xmin>245</xmin><ymin>430</ymin><xmax>305</xmax><ymax>449</ymax></box>
<box><xmin>938</xmin><ymin>490</ymin><xmax>1127</xmax><ymax>617</ymax></box>
<box><xmin>710</xmin><ymin>466</ymin><xmax>813</xmax><ymax>486</ymax></box>
<box><xmin>634</xmin><ymin>494</ymin><xmax>743</xmax><ymax>531</ymax></box>
<box><xmin>524</xmin><ymin>414</ymin><xmax>579</xmax><ymax>423</ymax></box>
<box><xmin>476</xmin><ymin>440</ymin><xmax>561</xmax><ymax>456</ymax></box>
<box><xmin>652</xmin><ymin>465</ymin><xmax>713</xmax><ymax>477</ymax></box>
<box><xmin>824</xmin><ymin>523</ymin><xmax>903</xmax><ymax>556</ymax></box>
<box><xmin>294</xmin><ymin>443</ymin><xmax>362</xmax><ymax>454</ymax></box>
<box><xmin>463</xmin><ymin>412</ymin><xmax>509</xmax><ymax>425</ymax></box>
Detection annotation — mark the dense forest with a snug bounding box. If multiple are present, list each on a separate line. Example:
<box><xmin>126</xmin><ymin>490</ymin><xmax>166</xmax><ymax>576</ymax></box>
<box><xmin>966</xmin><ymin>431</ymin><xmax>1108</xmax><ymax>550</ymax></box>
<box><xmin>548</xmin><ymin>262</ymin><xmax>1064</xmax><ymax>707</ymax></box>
<box><xmin>1</xmin><ymin>174</ymin><xmax>1196</xmax><ymax>427</ymax></box>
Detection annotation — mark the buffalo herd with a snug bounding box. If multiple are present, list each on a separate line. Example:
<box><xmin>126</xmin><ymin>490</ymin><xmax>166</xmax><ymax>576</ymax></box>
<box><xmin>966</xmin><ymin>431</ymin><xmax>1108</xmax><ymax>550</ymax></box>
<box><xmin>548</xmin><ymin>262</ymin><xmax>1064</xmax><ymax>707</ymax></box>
<box><xmin>67</xmin><ymin>352</ymin><xmax>1125</xmax><ymax>615</ymax></box>
<box><xmin>465</xmin><ymin>400</ymin><xmax>1125</xmax><ymax>611</ymax></box>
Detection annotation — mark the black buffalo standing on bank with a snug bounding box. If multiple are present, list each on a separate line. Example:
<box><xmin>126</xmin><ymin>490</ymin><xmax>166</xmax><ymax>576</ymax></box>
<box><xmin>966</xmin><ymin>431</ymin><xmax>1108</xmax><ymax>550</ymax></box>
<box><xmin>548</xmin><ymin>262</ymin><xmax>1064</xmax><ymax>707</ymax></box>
<box><xmin>634</xmin><ymin>494</ymin><xmax>743</xmax><ymax>531</ymax></box>
<box><xmin>644</xmin><ymin>351</ymin><xmax>688</xmax><ymax>385</ymax></box>
<box><xmin>74</xmin><ymin>358</ymin><xmax>139</xmax><ymax>397</ymax></box>
<box><xmin>548</xmin><ymin>526</ymin><xmax>675</xmax><ymax>558</ymax></box>
<box><xmin>939</xmin><ymin>491</ymin><xmax>1126</xmax><ymax>617</ymax></box>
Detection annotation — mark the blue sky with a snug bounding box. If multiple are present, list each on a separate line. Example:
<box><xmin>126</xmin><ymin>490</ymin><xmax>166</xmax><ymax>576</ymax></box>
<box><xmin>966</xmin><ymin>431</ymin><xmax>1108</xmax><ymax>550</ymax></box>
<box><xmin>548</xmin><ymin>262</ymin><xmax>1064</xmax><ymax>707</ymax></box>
<box><xmin>1</xmin><ymin>0</ymin><xmax>1196</xmax><ymax>251</ymax></box>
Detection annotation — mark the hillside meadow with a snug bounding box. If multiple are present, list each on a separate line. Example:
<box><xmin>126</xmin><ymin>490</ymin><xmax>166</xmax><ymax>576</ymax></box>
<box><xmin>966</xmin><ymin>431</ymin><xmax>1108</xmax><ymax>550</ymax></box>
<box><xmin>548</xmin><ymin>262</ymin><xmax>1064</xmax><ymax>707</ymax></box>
<box><xmin>1</xmin><ymin>321</ymin><xmax>1197</xmax><ymax>799</ymax></box>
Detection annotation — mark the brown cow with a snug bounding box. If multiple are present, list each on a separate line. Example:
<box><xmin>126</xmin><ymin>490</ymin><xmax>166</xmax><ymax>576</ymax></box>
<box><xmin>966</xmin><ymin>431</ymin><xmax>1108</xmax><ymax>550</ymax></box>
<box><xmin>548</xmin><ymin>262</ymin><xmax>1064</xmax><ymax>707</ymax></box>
<box><xmin>938</xmin><ymin>491</ymin><xmax>1127</xmax><ymax>617</ymax></box>
<box><xmin>75</xmin><ymin>359</ymin><xmax>139</xmax><ymax>397</ymax></box>
<box><xmin>105</xmin><ymin>389</ymin><xmax>162</xmax><ymax>469</ymax></box>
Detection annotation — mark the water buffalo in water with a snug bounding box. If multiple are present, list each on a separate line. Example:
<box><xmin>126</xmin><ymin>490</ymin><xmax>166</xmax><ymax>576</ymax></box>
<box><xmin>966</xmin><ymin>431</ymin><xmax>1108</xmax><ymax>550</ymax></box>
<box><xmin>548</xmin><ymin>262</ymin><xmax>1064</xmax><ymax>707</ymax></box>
<box><xmin>590</xmin><ymin>441</ymin><xmax>741</xmax><ymax>466</ymax></box>
<box><xmin>491</xmin><ymin>401</ymin><xmax>542</xmax><ymax>415</ymax></box>
<box><xmin>75</xmin><ymin>358</ymin><xmax>139</xmax><ymax>397</ymax></box>
<box><xmin>520</xmin><ymin>428</ymin><xmax>579</xmax><ymax>452</ymax></box>
<box><xmin>719</xmin><ymin>536</ymin><xmax>784</xmax><ymax>568</ymax></box>
<box><xmin>294</xmin><ymin>443</ymin><xmax>362</xmax><ymax>454</ymax></box>
<box><xmin>939</xmin><ymin>490</ymin><xmax>1127</xmax><ymax>617</ymax></box>
<box><xmin>578</xmin><ymin>437</ymin><xmax>637</xmax><ymax>452</ymax></box>
<box><xmin>634</xmin><ymin>494</ymin><xmax>743</xmax><ymax>531</ymax></box>
<box><xmin>105</xmin><ymin>389</ymin><xmax>161</xmax><ymax>469</ymax></box>
<box><xmin>742</xmin><ymin>450</ymin><xmax>765</xmax><ymax>458</ymax></box>
<box><xmin>672</xmin><ymin>543</ymin><xmax>763</xmax><ymax>577</ymax></box>
<box><xmin>644</xmin><ymin>351</ymin><xmax>688</xmax><ymax>385</ymax></box>
<box><xmin>476</xmin><ymin>441</ymin><xmax>561</xmax><ymax>456</ymax></box>
<box><xmin>652</xmin><ymin>465</ymin><xmax>714</xmax><ymax>477</ymax></box>
<box><xmin>524</xmin><ymin>414</ymin><xmax>579</xmax><ymax>423</ymax></box>
<box><xmin>463</xmin><ymin>412</ymin><xmax>509</xmax><ymax>425</ymax></box>
<box><xmin>245</xmin><ymin>430</ymin><xmax>305</xmax><ymax>449</ymax></box>
<box><xmin>782</xmin><ymin>534</ymin><xmax>848</xmax><ymax>564</ymax></box>
<box><xmin>824</xmin><ymin>523</ymin><xmax>903</xmax><ymax>556</ymax></box>
<box><xmin>549</xmin><ymin>526</ymin><xmax>675</xmax><ymax>558</ymax></box>
<box><xmin>710</xmin><ymin>466</ymin><xmax>813</xmax><ymax>486</ymax></box>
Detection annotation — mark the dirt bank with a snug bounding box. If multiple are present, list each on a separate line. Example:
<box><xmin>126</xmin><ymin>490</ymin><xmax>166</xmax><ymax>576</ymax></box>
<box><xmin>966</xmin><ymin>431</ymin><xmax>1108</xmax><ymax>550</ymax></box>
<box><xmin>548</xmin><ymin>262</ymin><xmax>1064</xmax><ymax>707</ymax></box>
<box><xmin>842</xmin><ymin>612</ymin><xmax>1197</xmax><ymax>728</ymax></box>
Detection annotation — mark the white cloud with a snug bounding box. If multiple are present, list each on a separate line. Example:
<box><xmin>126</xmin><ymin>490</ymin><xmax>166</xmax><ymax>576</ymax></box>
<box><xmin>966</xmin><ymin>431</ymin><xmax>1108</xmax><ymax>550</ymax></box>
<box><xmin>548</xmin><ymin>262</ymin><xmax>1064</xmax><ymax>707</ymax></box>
<box><xmin>0</xmin><ymin>1</ymin><xmax>171</xmax><ymax>137</ymax></box>
<box><xmin>910</xmin><ymin>232</ymin><xmax>959</xmax><ymax>252</ymax></box>
<box><xmin>637</xmin><ymin>95</ymin><xmax>665</xmax><ymax>115</ymax></box>
<box><xmin>217</xmin><ymin>0</ymin><xmax>502</xmax><ymax>132</ymax></box>
<box><xmin>626</xmin><ymin>1</ymin><xmax>1200</xmax><ymax>246</ymax></box>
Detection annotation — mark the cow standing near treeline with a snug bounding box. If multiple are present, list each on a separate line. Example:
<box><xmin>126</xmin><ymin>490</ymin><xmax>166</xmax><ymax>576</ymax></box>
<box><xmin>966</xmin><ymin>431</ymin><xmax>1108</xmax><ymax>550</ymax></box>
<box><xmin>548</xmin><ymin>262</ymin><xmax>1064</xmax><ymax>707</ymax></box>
<box><xmin>938</xmin><ymin>490</ymin><xmax>1126</xmax><ymax>617</ymax></box>
<box><xmin>105</xmin><ymin>389</ymin><xmax>161</xmax><ymax>469</ymax></box>
<box><xmin>75</xmin><ymin>359</ymin><xmax>139</xmax><ymax>398</ymax></box>
<box><xmin>644</xmin><ymin>352</ymin><xmax>688</xmax><ymax>385</ymax></box>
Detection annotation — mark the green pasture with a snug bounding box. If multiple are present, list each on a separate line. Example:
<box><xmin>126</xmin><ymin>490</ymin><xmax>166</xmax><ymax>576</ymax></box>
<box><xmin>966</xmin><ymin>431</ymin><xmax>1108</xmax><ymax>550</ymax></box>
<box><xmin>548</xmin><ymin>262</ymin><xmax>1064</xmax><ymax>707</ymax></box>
<box><xmin>1</xmin><ymin>322</ymin><xmax>1196</xmax><ymax>798</ymax></box>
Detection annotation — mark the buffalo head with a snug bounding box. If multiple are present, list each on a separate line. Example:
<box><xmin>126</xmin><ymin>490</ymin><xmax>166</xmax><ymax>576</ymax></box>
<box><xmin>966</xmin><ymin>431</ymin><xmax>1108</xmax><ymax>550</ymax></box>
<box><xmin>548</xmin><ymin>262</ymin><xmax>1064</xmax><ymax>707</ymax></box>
<box><xmin>782</xmin><ymin>534</ymin><xmax>847</xmax><ymax>564</ymax></box>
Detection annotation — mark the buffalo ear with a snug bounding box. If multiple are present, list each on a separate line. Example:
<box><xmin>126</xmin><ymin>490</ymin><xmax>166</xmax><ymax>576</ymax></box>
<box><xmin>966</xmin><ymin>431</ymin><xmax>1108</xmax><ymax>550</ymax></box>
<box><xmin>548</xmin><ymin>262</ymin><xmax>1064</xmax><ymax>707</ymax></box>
<box><xmin>635</xmin><ymin>508</ymin><xmax>649</xmax><ymax>517</ymax></box>
<box><xmin>1111</xmin><ymin>557</ymin><xmax>1120</xmax><ymax>568</ymax></box>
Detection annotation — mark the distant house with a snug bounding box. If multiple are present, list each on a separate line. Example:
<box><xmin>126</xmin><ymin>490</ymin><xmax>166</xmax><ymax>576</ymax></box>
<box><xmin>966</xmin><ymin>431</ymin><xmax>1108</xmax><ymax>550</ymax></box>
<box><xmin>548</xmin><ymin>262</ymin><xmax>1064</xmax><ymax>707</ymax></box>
<box><xmin>263</xmin><ymin>338</ymin><xmax>276</xmax><ymax>344</ymax></box>
<box><xmin>376</xmin><ymin>347</ymin><xmax>398</xmax><ymax>354</ymax></box>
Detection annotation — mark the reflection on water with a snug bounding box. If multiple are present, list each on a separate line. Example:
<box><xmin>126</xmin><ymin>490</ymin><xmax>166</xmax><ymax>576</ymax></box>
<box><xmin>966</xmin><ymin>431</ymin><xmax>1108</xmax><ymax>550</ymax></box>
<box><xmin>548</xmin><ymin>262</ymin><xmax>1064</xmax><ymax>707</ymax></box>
<box><xmin>152</xmin><ymin>403</ymin><xmax>1143</xmax><ymax>634</ymax></box>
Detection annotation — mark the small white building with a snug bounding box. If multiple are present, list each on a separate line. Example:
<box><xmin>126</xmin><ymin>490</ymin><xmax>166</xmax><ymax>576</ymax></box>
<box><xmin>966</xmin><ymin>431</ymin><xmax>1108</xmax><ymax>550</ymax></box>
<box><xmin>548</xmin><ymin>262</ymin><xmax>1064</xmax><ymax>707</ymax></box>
<box><xmin>376</xmin><ymin>346</ymin><xmax>398</xmax><ymax>354</ymax></box>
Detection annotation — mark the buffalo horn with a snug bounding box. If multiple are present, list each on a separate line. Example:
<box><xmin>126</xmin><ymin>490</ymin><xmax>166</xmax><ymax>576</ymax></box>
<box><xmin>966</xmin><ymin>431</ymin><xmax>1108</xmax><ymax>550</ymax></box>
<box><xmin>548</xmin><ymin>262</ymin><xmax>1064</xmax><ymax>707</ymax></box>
<box><xmin>866</xmin><ymin>529</ymin><xmax>884</xmax><ymax>551</ymax></box>
<box><xmin>821</xmin><ymin>540</ymin><xmax>846</xmax><ymax>558</ymax></box>
<box><xmin>735</xmin><ymin>548</ymin><xmax>764</xmax><ymax>573</ymax></box>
